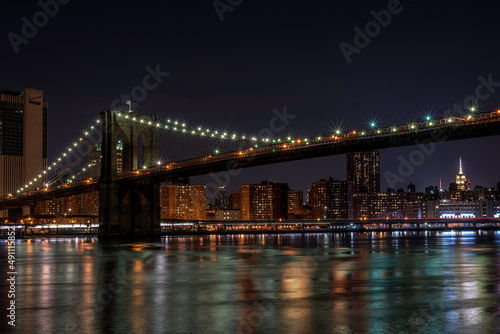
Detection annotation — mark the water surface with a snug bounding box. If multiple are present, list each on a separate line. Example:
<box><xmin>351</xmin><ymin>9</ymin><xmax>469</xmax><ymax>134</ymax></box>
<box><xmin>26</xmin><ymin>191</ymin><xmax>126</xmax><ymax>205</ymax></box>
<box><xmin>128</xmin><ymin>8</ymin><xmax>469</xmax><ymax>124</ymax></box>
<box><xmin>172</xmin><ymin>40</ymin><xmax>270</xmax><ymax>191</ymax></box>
<box><xmin>1</xmin><ymin>231</ymin><xmax>499</xmax><ymax>333</ymax></box>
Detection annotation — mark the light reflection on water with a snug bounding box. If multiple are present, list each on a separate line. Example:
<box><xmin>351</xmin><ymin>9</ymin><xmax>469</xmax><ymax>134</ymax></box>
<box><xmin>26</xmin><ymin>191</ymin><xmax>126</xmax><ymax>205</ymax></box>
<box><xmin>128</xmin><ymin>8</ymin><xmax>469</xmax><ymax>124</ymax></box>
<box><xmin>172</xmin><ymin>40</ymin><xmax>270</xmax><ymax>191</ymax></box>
<box><xmin>1</xmin><ymin>232</ymin><xmax>499</xmax><ymax>333</ymax></box>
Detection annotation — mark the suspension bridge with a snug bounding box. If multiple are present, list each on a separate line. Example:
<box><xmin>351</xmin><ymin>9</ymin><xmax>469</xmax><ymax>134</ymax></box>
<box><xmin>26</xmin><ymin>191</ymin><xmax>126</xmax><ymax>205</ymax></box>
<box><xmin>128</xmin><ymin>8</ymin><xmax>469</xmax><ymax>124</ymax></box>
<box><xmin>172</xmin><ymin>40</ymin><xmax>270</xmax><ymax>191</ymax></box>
<box><xmin>1</xmin><ymin>108</ymin><xmax>500</xmax><ymax>237</ymax></box>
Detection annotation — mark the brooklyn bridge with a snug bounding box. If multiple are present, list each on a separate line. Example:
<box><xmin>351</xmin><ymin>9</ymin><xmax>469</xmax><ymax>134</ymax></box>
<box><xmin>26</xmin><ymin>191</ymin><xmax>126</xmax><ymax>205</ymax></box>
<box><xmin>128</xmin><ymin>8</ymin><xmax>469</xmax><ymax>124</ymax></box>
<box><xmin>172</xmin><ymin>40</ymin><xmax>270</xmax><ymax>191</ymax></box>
<box><xmin>2</xmin><ymin>108</ymin><xmax>499</xmax><ymax>236</ymax></box>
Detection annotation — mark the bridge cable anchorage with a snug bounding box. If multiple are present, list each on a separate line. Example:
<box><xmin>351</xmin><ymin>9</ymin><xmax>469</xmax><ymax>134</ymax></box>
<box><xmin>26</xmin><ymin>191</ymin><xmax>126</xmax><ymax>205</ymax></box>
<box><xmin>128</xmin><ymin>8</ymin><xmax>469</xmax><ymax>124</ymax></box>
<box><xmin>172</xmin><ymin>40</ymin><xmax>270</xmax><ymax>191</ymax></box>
<box><xmin>14</xmin><ymin>119</ymin><xmax>103</xmax><ymax>195</ymax></box>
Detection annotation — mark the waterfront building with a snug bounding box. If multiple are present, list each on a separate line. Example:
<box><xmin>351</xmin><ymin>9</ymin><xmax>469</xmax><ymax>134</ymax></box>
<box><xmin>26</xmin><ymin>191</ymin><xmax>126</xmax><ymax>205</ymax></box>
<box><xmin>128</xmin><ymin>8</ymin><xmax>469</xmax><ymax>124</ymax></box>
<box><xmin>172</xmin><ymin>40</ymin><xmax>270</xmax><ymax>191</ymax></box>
<box><xmin>423</xmin><ymin>198</ymin><xmax>500</xmax><ymax>218</ymax></box>
<box><xmin>353</xmin><ymin>192</ymin><xmax>371</xmax><ymax>219</ymax></box>
<box><xmin>0</xmin><ymin>88</ymin><xmax>48</xmax><ymax>216</ymax></box>
<box><xmin>215</xmin><ymin>209</ymin><xmax>241</xmax><ymax>220</ymax></box>
<box><xmin>370</xmin><ymin>192</ymin><xmax>408</xmax><ymax>219</ymax></box>
<box><xmin>425</xmin><ymin>199</ymin><xmax>478</xmax><ymax>218</ymax></box>
<box><xmin>161</xmin><ymin>184</ymin><xmax>206</xmax><ymax>220</ymax></box>
<box><xmin>34</xmin><ymin>191</ymin><xmax>98</xmax><ymax>216</ymax></box>
<box><xmin>310</xmin><ymin>178</ymin><xmax>353</xmax><ymax>219</ymax></box>
<box><xmin>240</xmin><ymin>181</ymin><xmax>289</xmax><ymax>220</ymax></box>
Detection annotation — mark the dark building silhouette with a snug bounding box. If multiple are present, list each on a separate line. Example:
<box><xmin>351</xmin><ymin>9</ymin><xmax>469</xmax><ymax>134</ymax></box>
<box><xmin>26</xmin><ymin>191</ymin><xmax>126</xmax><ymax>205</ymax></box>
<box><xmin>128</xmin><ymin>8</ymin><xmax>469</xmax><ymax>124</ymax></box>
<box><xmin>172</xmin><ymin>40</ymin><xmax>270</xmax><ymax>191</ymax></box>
<box><xmin>229</xmin><ymin>192</ymin><xmax>240</xmax><ymax>210</ymax></box>
<box><xmin>215</xmin><ymin>185</ymin><xmax>228</xmax><ymax>209</ymax></box>
<box><xmin>287</xmin><ymin>190</ymin><xmax>304</xmax><ymax>216</ymax></box>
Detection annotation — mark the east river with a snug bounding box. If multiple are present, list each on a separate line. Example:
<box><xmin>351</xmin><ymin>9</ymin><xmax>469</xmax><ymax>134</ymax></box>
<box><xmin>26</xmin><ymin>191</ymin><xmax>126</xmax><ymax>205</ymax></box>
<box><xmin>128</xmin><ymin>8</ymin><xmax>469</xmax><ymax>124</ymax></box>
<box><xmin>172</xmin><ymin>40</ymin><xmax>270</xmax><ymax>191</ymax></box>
<box><xmin>1</xmin><ymin>231</ymin><xmax>499</xmax><ymax>333</ymax></box>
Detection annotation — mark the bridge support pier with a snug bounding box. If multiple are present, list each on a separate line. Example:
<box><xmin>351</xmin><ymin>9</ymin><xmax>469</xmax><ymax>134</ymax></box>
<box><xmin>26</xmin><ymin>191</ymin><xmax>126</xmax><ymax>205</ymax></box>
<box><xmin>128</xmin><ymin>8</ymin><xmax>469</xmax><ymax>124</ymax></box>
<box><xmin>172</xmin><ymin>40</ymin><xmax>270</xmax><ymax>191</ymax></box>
<box><xmin>98</xmin><ymin>110</ymin><xmax>161</xmax><ymax>238</ymax></box>
<box><xmin>99</xmin><ymin>181</ymin><xmax>161</xmax><ymax>237</ymax></box>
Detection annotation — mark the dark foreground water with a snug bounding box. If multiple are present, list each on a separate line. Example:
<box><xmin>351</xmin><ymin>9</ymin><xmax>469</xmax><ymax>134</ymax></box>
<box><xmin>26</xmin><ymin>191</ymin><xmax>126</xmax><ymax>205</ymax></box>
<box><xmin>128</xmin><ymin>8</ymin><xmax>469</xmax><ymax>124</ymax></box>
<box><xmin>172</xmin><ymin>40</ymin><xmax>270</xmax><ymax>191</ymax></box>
<box><xmin>1</xmin><ymin>231</ymin><xmax>500</xmax><ymax>334</ymax></box>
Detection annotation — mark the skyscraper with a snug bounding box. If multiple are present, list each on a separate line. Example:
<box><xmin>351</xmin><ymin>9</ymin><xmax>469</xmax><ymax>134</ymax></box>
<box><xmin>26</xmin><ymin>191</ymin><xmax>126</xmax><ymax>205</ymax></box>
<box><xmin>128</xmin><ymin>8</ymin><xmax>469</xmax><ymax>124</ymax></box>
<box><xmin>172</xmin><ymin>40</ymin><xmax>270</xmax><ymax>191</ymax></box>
<box><xmin>456</xmin><ymin>157</ymin><xmax>470</xmax><ymax>191</ymax></box>
<box><xmin>0</xmin><ymin>88</ymin><xmax>47</xmax><ymax>210</ymax></box>
<box><xmin>346</xmin><ymin>151</ymin><xmax>380</xmax><ymax>193</ymax></box>
<box><xmin>215</xmin><ymin>185</ymin><xmax>228</xmax><ymax>209</ymax></box>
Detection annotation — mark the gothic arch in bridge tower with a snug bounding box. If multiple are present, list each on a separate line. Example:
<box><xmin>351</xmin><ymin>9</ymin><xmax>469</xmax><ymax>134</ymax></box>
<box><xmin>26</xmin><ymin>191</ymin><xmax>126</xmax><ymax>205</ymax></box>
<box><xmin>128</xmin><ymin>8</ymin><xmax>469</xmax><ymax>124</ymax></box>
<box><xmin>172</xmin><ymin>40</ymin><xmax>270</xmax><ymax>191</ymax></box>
<box><xmin>99</xmin><ymin>110</ymin><xmax>161</xmax><ymax>237</ymax></box>
<box><xmin>100</xmin><ymin>110</ymin><xmax>159</xmax><ymax>176</ymax></box>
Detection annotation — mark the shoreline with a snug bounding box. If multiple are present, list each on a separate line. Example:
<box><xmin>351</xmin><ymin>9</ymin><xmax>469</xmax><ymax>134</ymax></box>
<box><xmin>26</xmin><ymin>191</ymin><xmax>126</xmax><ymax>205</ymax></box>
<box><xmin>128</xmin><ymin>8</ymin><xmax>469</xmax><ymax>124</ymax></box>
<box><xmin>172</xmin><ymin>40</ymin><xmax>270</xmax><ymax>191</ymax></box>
<box><xmin>1</xmin><ymin>226</ymin><xmax>499</xmax><ymax>239</ymax></box>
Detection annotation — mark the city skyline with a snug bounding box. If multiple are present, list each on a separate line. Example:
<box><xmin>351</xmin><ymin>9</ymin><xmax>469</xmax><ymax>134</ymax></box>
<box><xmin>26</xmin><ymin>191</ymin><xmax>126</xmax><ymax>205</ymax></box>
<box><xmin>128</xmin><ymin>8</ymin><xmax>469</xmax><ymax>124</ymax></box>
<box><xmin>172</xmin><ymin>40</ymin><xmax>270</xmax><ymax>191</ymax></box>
<box><xmin>3</xmin><ymin>2</ymin><xmax>500</xmax><ymax>334</ymax></box>
<box><xmin>202</xmin><ymin>153</ymin><xmax>499</xmax><ymax>201</ymax></box>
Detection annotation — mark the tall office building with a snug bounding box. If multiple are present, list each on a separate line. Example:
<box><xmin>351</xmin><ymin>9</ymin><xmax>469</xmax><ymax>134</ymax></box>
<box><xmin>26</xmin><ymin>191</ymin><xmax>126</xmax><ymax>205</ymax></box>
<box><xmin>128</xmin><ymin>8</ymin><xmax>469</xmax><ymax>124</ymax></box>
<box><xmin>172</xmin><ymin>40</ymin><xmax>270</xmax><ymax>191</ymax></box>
<box><xmin>215</xmin><ymin>185</ymin><xmax>228</xmax><ymax>209</ymax></box>
<box><xmin>240</xmin><ymin>181</ymin><xmax>289</xmax><ymax>220</ymax></box>
<box><xmin>0</xmin><ymin>88</ymin><xmax>47</xmax><ymax>213</ymax></box>
<box><xmin>456</xmin><ymin>157</ymin><xmax>470</xmax><ymax>191</ymax></box>
<box><xmin>346</xmin><ymin>151</ymin><xmax>380</xmax><ymax>193</ymax></box>
<box><xmin>161</xmin><ymin>184</ymin><xmax>206</xmax><ymax>220</ymax></box>
<box><xmin>310</xmin><ymin>178</ymin><xmax>353</xmax><ymax>219</ymax></box>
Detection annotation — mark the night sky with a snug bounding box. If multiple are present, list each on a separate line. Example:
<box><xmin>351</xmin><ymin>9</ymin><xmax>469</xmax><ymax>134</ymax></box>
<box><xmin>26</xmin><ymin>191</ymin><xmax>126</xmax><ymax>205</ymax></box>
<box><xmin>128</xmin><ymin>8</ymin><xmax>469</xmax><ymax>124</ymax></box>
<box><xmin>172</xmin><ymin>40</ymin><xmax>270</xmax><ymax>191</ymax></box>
<box><xmin>3</xmin><ymin>0</ymin><xmax>500</xmax><ymax>198</ymax></box>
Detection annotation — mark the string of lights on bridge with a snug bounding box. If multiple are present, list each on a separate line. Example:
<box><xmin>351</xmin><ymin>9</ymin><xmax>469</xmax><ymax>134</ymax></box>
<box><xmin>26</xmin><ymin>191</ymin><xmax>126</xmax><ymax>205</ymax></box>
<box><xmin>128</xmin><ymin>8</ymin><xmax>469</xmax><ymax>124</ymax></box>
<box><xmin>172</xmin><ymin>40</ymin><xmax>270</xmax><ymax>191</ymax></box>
<box><xmin>116</xmin><ymin>107</ymin><xmax>483</xmax><ymax>148</ymax></box>
<box><xmin>11</xmin><ymin>106</ymin><xmax>493</xmax><ymax>197</ymax></box>
<box><xmin>115</xmin><ymin>111</ymin><xmax>290</xmax><ymax>144</ymax></box>
<box><xmin>12</xmin><ymin>121</ymin><xmax>102</xmax><ymax>196</ymax></box>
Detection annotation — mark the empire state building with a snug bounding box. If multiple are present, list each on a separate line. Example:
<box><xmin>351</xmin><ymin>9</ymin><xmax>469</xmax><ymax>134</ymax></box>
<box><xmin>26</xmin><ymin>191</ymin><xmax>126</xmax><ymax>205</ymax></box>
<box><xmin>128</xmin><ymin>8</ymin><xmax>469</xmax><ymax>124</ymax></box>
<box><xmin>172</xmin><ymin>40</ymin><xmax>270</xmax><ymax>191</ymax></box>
<box><xmin>456</xmin><ymin>157</ymin><xmax>469</xmax><ymax>191</ymax></box>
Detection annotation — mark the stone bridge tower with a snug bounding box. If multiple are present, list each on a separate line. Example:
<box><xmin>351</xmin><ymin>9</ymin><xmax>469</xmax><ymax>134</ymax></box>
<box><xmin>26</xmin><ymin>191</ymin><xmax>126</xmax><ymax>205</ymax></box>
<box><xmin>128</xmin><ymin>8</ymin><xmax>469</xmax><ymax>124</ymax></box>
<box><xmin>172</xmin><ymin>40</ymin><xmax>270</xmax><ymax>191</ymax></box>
<box><xmin>98</xmin><ymin>110</ymin><xmax>161</xmax><ymax>237</ymax></box>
